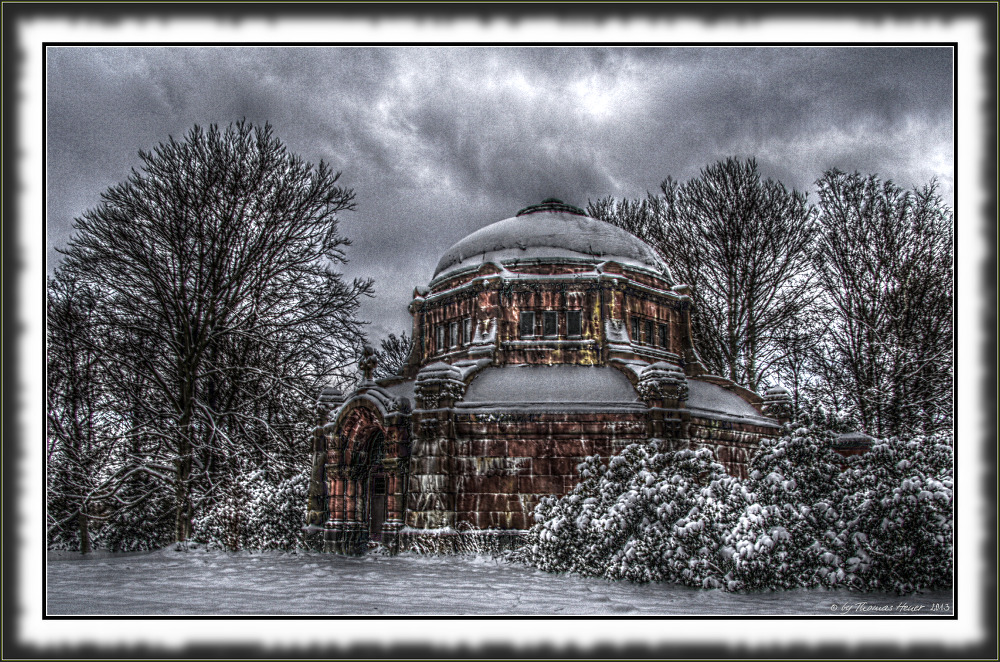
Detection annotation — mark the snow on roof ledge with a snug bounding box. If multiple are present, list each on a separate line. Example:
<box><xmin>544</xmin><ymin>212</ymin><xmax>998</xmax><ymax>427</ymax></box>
<box><xmin>686</xmin><ymin>378</ymin><xmax>773</xmax><ymax>425</ymax></box>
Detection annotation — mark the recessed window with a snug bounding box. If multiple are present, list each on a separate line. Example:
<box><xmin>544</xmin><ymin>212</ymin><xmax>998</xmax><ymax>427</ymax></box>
<box><xmin>542</xmin><ymin>311</ymin><xmax>557</xmax><ymax>337</ymax></box>
<box><xmin>519</xmin><ymin>311</ymin><xmax>535</xmax><ymax>338</ymax></box>
<box><xmin>567</xmin><ymin>310</ymin><xmax>582</xmax><ymax>337</ymax></box>
<box><xmin>631</xmin><ymin>317</ymin><xmax>640</xmax><ymax>343</ymax></box>
<box><xmin>449</xmin><ymin>321</ymin><xmax>459</xmax><ymax>348</ymax></box>
<box><xmin>436</xmin><ymin>325</ymin><xmax>445</xmax><ymax>352</ymax></box>
<box><xmin>658</xmin><ymin>324</ymin><xmax>668</xmax><ymax>349</ymax></box>
<box><xmin>645</xmin><ymin>320</ymin><xmax>654</xmax><ymax>346</ymax></box>
<box><xmin>463</xmin><ymin>318</ymin><xmax>472</xmax><ymax>345</ymax></box>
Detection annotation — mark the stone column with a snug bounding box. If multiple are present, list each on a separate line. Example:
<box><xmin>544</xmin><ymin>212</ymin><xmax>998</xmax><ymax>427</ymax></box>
<box><xmin>410</xmin><ymin>364</ymin><xmax>466</xmax><ymax>533</ymax></box>
<box><xmin>381</xmin><ymin>466</ymin><xmax>404</xmax><ymax>553</ymax></box>
<box><xmin>324</xmin><ymin>472</ymin><xmax>347</xmax><ymax>553</ymax></box>
<box><xmin>336</xmin><ymin>476</ymin><xmax>367</xmax><ymax>556</ymax></box>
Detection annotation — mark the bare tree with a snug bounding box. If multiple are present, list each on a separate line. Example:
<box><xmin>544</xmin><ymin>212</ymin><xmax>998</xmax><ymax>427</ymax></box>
<box><xmin>813</xmin><ymin>170</ymin><xmax>953</xmax><ymax>437</ymax></box>
<box><xmin>372</xmin><ymin>332</ymin><xmax>413</xmax><ymax>380</ymax></box>
<box><xmin>46</xmin><ymin>271</ymin><xmax>108</xmax><ymax>552</ymax></box>
<box><xmin>590</xmin><ymin>158</ymin><xmax>817</xmax><ymax>393</ymax></box>
<box><xmin>57</xmin><ymin>121</ymin><xmax>373</xmax><ymax>543</ymax></box>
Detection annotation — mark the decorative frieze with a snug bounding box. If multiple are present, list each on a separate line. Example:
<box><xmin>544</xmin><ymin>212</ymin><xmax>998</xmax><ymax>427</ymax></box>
<box><xmin>761</xmin><ymin>385</ymin><xmax>794</xmax><ymax>423</ymax></box>
<box><xmin>637</xmin><ymin>361</ymin><xmax>689</xmax><ymax>404</ymax></box>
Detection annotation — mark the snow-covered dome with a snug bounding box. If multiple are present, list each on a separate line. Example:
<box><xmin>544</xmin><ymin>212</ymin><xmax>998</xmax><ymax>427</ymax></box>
<box><xmin>432</xmin><ymin>199</ymin><xmax>672</xmax><ymax>282</ymax></box>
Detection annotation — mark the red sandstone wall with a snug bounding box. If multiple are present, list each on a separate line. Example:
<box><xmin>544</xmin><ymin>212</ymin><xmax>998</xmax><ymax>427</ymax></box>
<box><xmin>686</xmin><ymin>416</ymin><xmax>782</xmax><ymax>479</ymax></box>
<box><xmin>406</xmin><ymin>410</ymin><xmax>648</xmax><ymax>530</ymax></box>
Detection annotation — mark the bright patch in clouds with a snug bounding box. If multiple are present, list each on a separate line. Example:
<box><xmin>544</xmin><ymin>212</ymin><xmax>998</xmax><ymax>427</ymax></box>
<box><xmin>573</xmin><ymin>76</ymin><xmax>617</xmax><ymax>118</ymax></box>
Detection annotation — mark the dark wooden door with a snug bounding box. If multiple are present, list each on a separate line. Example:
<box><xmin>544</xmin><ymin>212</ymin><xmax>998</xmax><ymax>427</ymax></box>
<box><xmin>368</xmin><ymin>473</ymin><xmax>387</xmax><ymax>541</ymax></box>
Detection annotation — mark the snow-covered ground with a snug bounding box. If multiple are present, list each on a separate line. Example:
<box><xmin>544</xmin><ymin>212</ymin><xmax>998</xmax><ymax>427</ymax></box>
<box><xmin>46</xmin><ymin>545</ymin><xmax>953</xmax><ymax>616</ymax></box>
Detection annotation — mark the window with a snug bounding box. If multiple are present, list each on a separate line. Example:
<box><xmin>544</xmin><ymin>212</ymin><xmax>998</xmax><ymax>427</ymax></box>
<box><xmin>449</xmin><ymin>321</ymin><xmax>459</xmax><ymax>348</ymax></box>
<box><xmin>543</xmin><ymin>311</ymin><xmax>557</xmax><ymax>337</ymax></box>
<box><xmin>631</xmin><ymin>316</ymin><xmax>640</xmax><ymax>343</ymax></box>
<box><xmin>519</xmin><ymin>311</ymin><xmax>535</xmax><ymax>338</ymax></box>
<box><xmin>567</xmin><ymin>310</ymin><xmax>582</xmax><ymax>337</ymax></box>
<box><xmin>645</xmin><ymin>320</ymin><xmax>654</xmax><ymax>346</ymax></box>
<box><xmin>463</xmin><ymin>318</ymin><xmax>472</xmax><ymax>345</ymax></box>
<box><xmin>658</xmin><ymin>324</ymin><xmax>668</xmax><ymax>349</ymax></box>
<box><xmin>436</xmin><ymin>325</ymin><xmax>445</xmax><ymax>352</ymax></box>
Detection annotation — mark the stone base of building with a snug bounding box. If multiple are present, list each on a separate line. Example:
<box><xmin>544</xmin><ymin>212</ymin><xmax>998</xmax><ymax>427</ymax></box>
<box><xmin>323</xmin><ymin>520</ymin><xmax>369</xmax><ymax>555</ymax></box>
<box><xmin>323</xmin><ymin>520</ymin><xmax>410</xmax><ymax>555</ymax></box>
<box><xmin>302</xmin><ymin>524</ymin><xmax>327</xmax><ymax>551</ymax></box>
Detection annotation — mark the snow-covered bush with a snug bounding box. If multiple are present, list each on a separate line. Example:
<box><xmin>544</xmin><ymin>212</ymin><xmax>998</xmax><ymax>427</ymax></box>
<box><xmin>519</xmin><ymin>452</ymin><xmax>621</xmax><ymax>576</ymax></box>
<box><xmin>95</xmin><ymin>497</ymin><xmax>175</xmax><ymax>553</ymax></box>
<box><xmin>193</xmin><ymin>468</ymin><xmax>309</xmax><ymax>551</ymax></box>
<box><xmin>722</xmin><ymin>499</ymin><xmax>793</xmax><ymax>591</ymax></box>
<box><xmin>602</xmin><ymin>447</ymin><xmax>738</xmax><ymax>588</ymax></box>
<box><xmin>523</xmin><ymin>423</ymin><xmax>953</xmax><ymax>595</ymax></box>
<box><xmin>46</xmin><ymin>461</ymin><xmax>85</xmax><ymax>552</ymax></box>
<box><xmin>521</xmin><ymin>440</ymin><xmax>740</xmax><ymax>588</ymax></box>
<box><xmin>836</xmin><ymin>432</ymin><xmax>953</xmax><ymax>592</ymax></box>
<box><xmin>728</xmin><ymin>423</ymin><xmax>847</xmax><ymax>590</ymax></box>
<box><xmin>91</xmin><ymin>471</ymin><xmax>175</xmax><ymax>553</ymax></box>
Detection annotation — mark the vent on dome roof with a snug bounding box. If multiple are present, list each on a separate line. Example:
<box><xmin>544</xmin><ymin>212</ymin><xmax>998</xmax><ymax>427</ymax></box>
<box><xmin>516</xmin><ymin>198</ymin><xmax>586</xmax><ymax>217</ymax></box>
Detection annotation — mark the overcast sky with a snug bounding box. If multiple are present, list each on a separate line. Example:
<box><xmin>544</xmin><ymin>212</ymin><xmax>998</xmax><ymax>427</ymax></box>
<box><xmin>46</xmin><ymin>46</ymin><xmax>954</xmax><ymax>342</ymax></box>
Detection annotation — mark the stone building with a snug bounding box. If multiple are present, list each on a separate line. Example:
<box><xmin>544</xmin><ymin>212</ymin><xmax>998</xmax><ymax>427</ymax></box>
<box><xmin>307</xmin><ymin>199</ymin><xmax>793</xmax><ymax>554</ymax></box>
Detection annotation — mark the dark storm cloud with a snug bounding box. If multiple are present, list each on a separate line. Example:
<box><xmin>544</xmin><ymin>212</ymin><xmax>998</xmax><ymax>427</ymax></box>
<box><xmin>622</xmin><ymin>47</ymin><xmax>952</xmax><ymax>195</ymax></box>
<box><xmin>47</xmin><ymin>46</ymin><xmax>953</xmax><ymax>342</ymax></box>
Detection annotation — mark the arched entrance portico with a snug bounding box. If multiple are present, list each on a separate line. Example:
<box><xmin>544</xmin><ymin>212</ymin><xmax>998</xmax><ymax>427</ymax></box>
<box><xmin>323</xmin><ymin>396</ymin><xmax>409</xmax><ymax>555</ymax></box>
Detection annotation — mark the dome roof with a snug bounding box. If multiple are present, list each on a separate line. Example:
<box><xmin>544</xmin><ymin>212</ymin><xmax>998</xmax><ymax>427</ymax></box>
<box><xmin>432</xmin><ymin>199</ymin><xmax>672</xmax><ymax>282</ymax></box>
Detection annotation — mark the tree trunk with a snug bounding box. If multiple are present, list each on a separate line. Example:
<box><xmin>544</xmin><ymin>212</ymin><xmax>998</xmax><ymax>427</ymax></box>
<box><xmin>174</xmin><ymin>424</ymin><xmax>193</xmax><ymax>543</ymax></box>
<box><xmin>78</xmin><ymin>505</ymin><xmax>91</xmax><ymax>555</ymax></box>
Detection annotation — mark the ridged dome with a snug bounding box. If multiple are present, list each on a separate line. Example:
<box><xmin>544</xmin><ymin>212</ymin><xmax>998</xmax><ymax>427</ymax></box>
<box><xmin>432</xmin><ymin>199</ymin><xmax>672</xmax><ymax>282</ymax></box>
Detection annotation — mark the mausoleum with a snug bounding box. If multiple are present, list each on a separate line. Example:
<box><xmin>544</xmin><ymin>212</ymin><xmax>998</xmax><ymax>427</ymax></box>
<box><xmin>307</xmin><ymin>199</ymin><xmax>793</xmax><ymax>554</ymax></box>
